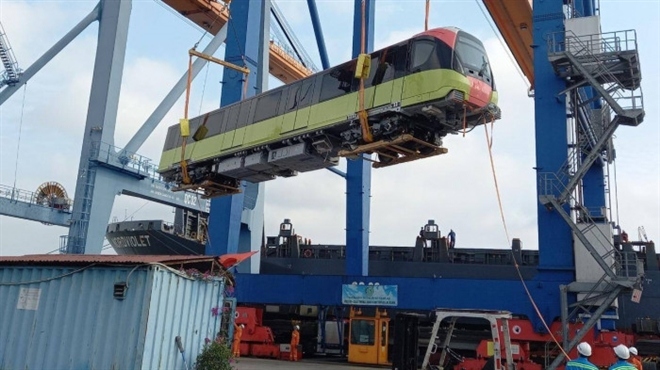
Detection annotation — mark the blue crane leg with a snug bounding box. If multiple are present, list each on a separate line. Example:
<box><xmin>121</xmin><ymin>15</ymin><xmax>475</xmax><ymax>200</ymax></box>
<box><xmin>345</xmin><ymin>0</ymin><xmax>375</xmax><ymax>277</ymax></box>
<box><xmin>206</xmin><ymin>0</ymin><xmax>268</xmax><ymax>267</ymax></box>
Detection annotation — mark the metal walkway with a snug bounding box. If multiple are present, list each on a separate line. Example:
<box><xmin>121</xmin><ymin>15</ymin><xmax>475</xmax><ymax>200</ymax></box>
<box><xmin>0</xmin><ymin>184</ymin><xmax>72</xmax><ymax>227</ymax></box>
<box><xmin>60</xmin><ymin>141</ymin><xmax>212</xmax><ymax>253</ymax></box>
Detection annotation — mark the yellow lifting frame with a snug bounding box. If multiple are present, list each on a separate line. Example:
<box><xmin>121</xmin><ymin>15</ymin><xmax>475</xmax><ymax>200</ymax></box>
<box><xmin>179</xmin><ymin>47</ymin><xmax>251</xmax><ymax>185</ymax></box>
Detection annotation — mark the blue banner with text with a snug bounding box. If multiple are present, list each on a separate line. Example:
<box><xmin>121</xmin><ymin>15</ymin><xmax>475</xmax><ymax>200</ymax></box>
<box><xmin>341</xmin><ymin>284</ymin><xmax>398</xmax><ymax>306</ymax></box>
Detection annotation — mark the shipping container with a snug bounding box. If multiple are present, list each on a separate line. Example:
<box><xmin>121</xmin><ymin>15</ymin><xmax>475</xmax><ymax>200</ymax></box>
<box><xmin>0</xmin><ymin>255</ymin><xmax>231</xmax><ymax>370</ymax></box>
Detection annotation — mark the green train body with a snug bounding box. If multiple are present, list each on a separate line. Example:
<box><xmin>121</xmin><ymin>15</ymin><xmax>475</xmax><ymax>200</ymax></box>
<box><xmin>159</xmin><ymin>27</ymin><xmax>500</xmax><ymax>192</ymax></box>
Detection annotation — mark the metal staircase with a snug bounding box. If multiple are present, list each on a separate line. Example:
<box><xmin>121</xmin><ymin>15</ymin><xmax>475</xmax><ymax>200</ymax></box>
<box><xmin>546</xmin><ymin>29</ymin><xmax>644</xmax><ymax>206</ymax></box>
<box><xmin>542</xmin><ymin>28</ymin><xmax>645</xmax><ymax>370</ymax></box>
<box><xmin>0</xmin><ymin>22</ymin><xmax>21</xmax><ymax>87</ymax></box>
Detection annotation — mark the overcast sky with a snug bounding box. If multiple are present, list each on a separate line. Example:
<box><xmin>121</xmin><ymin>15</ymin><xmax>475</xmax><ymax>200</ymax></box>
<box><xmin>0</xmin><ymin>0</ymin><xmax>658</xmax><ymax>256</ymax></box>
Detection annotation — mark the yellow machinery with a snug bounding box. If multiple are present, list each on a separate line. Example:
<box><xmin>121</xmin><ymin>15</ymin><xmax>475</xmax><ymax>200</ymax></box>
<box><xmin>347</xmin><ymin>307</ymin><xmax>391</xmax><ymax>366</ymax></box>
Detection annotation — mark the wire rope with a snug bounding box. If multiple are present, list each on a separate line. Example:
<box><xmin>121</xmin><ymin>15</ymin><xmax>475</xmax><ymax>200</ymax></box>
<box><xmin>12</xmin><ymin>84</ymin><xmax>28</xmax><ymax>190</ymax></box>
<box><xmin>482</xmin><ymin>119</ymin><xmax>571</xmax><ymax>360</ymax></box>
<box><xmin>425</xmin><ymin>0</ymin><xmax>431</xmax><ymax>31</ymax></box>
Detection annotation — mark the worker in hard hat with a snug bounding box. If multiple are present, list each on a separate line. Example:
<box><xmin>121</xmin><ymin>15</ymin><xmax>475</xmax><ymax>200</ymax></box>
<box><xmin>232</xmin><ymin>323</ymin><xmax>244</xmax><ymax>357</ymax></box>
<box><xmin>628</xmin><ymin>347</ymin><xmax>643</xmax><ymax>370</ymax></box>
<box><xmin>609</xmin><ymin>344</ymin><xmax>637</xmax><ymax>370</ymax></box>
<box><xmin>566</xmin><ymin>342</ymin><xmax>598</xmax><ymax>370</ymax></box>
<box><xmin>290</xmin><ymin>325</ymin><xmax>300</xmax><ymax>361</ymax></box>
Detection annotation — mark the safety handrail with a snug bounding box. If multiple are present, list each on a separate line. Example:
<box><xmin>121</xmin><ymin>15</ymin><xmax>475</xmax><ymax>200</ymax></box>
<box><xmin>90</xmin><ymin>141</ymin><xmax>168</xmax><ymax>183</ymax></box>
<box><xmin>0</xmin><ymin>183</ymin><xmax>72</xmax><ymax>210</ymax></box>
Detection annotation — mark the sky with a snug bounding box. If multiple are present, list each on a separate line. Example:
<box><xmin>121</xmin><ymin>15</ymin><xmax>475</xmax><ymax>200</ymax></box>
<box><xmin>0</xmin><ymin>0</ymin><xmax>658</xmax><ymax>256</ymax></box>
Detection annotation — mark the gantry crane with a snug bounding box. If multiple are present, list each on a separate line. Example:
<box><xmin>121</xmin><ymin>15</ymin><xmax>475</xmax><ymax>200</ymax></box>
<box><xmin>162</xmin><ymin>0</ymin><xmax>313</xmax><ymax>83</ymax></box>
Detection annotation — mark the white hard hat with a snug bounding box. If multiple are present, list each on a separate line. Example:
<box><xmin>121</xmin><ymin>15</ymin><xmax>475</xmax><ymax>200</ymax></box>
<box><xmin>577</xmin><ymin>342</ymin><xmax>592</xmax><ymax>357</ymax></box>
<box><xmin>240</xmin><ymin>324</ymin><xmax>245</xmax><ymax>328</ymax></box>
<box><xmin>614</xmin><ymin>344</ymin><xmax>630</xmax><ymax>359</ymax></box>
<box><xmin>629</xmin><ymin>347</ymin><xmax>638</xmax><ymax>356</ymax></box>
<box><xmin>295</xmin><ymin>325</ymin><xmax>300</xmax><ymax>330</ymax></box>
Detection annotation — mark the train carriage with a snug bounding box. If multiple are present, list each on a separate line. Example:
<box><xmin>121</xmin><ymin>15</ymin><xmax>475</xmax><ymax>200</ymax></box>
<box><xmin>158</xmin><ymin>27</ymin><xmax>501</xmax><ymax>197</ymax></box>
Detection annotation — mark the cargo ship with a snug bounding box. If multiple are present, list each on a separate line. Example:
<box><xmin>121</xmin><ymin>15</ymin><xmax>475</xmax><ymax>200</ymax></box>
<box><xmin>106</xmin><ymin>212</ymin><xmax>659</xmax><ymax>333</ymax></box>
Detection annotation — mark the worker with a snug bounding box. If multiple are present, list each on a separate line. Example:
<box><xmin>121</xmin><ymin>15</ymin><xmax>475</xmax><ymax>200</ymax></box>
<box><xmin>448</xmin><ymin>229</ymin><xmax>456</xmax><ymax>248</ymax></box>
<box><xmin>621</xmin><ymin>230</ymin><xmax>629</xmax><ymax>243</ymax></box>
<box><xmin>609</xmin><ymin>344</ymin><xmax>637</xmax><ymax>370</ymax></box>
<box><xmin>629</xmin><ymin>347</ymin><xmax>643</xmax><ymax>370</ymax></box>
<box><xmin>566</xmin><ymin>342</ymin><xmax>598</xmax><ymax>370</ymax></box>
<box><xmin>232</xmin><ymin>323</ymin><xmax>244</xmax><ymax>357</ymax></box>
<box><xmin>419</xmin><ymin>227</ymin><xmax>427</xmax><ymax>247</ymax></box>
<box><xmin>290</xmin><ymin>325</ymin><xmax>300</xmax><ymax>361</ymax></box>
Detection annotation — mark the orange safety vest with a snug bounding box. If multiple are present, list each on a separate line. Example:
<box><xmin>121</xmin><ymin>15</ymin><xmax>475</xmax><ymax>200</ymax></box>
<box><xmin>631</xmin><ymin>358</ymin><xmax>643</xmax><ymax>370</ymax></box>
<box><xmin>234</xmin><ymin>325</ymin><xmax>243</xmax><ymax>341</ymax></box>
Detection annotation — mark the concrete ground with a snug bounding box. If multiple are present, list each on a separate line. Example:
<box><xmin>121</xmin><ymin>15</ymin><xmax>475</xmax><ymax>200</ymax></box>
<box><xmin>233</xmin><ymin>357</ymin><xmax>379</xmax><ymax>370</ymax></box>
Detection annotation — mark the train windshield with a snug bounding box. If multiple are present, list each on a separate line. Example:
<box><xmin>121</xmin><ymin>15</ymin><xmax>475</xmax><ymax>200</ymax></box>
<box><xmin>454</xmin><ymin>33</ymin><xmax>492</xmax><ymax>84</ymax></box>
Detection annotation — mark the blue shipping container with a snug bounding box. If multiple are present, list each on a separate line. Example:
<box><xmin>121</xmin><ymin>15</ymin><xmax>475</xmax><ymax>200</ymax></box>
<box><xmin>0</xmin><ymin>258</ymin><xmax>229</xmax><ymax>370</ymax></box>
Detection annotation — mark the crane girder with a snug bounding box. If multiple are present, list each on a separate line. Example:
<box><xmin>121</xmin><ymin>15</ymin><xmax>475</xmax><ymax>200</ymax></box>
<box><xmin>482</xmin><ymin>0</ymin><xmax>534</xmax><ymax>88</ymax></box>
<box><xmin>162</xmin><ymin>0</ymin><xmax>312</xmax><ymax>83</ymax></box>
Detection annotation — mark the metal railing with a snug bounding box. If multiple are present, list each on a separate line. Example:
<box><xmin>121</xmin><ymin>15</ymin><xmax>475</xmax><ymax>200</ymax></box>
<box><xmin>538</xmin><ymin>171</ymin><xmax>641</xmax><ymax>282</ymax></box>
<box><xmin>90</xmin><ymin>141</ymin><xmax>168</xmax><ymax>182</ymax></box>
<box><xmin>0</xmin><ymin>183</ymin><xmax>72</xmax><ymax>210</ymax></box>
<box><xmin>268</xmin><ymin>37</ymin><xmax>315</xmax><ymax>75</ymax></box>
<box><xmin>548</xmin><ymin>29</ymin><xmax>638</xmax><ymax>56</ymax></box>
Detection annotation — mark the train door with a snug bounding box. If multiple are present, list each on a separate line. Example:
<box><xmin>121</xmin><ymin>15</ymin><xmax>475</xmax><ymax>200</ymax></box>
<box><xmin>280</xmin><ymin>83</ymin><xmax>299</xmax><ymax>133</ymax></box>
<box><xmin>402</xmin><ymin>38</ymin><xmax>438</xmax><ymax>102</ymax></box>
<box><xmin>293</xmin><ymin>78</ymin><xmax>316</xmax><ymax>131</ymax></box>
<box><xmin>371</xmin><ymin>42</ymin><xmax>408</xmax><ymax>108</ymax></box>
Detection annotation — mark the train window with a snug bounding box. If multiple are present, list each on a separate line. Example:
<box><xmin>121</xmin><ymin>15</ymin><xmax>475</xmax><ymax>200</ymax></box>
<box><xmin>237</xmin><ymin>101</ymin><xmax>251</xmax><ymax>128</ymax></box>
<box><xmin>224</xmin><ymin>105</ymin><xmax>240</xmax><ymax>132</ymax></box>
<box><xmin>254</xmin><ymin>90</ymin><xmax>282</xmax><ymax>122</ymax></box>
<box><xmin>389</xmin><ymin>44</ymin><xmax>409</xmax><ymax>79</ymax></box>
<box><xmin>297</xmin><ymin>78</ymin><xmax>315</xmax><ymax>109</ymax></box>
<box><xmin>284</xmin><ymin>82</ymin><xmax>302</xmax><ymax>112</ymax></box>
<box><xmin>364</xmin><ymin>54</ymin><xmax>380</xmax><ymax>88</ymax></box>
<box><xmin>370</xmin><ymin>44</ymin><xmax>408</xmax><ymax>85</ymax></box>
<box><xmin>187</xmin><ymin>115</ymin><xmax>203</xmax><ymax>139</ymax></box>
<box><xmin>320</xmin><ymin>62</ymin><xmax>355</xmax><ymax>101</ymax></box>
<box><xmin>285</xmin><ymin>79</ymin><xmax>316</xmax><ymax>110</ymax></box>
<box><xmin>411</xmin><ymin>40</ymin><xmax>436</xmax><ymax>72</ymax></box>
<box><xmin>164</xmin><ymin>125</ymin><xmax>179</xmax><ymax>151</ymax></box>
<box><xmin>455</xmin><ymin>33</ymin><xmax>491</xmax><ymax>82</ymax></box>
<box><xmin>452</xmin><ymin>53</ymin><xmax>464</xmax><ymax>74</ymax></box>
<box><xmin>205</xmin><ymin>110</ymin><xmax>225</xmax><ymax>137</ymax></box>
<box><xmin>351</xmin><ymin>319</ymin><xmax>375</xmax><ymax>345</ymax></box>
<box><xmin>436</xmin><ymin>39</ymin><xmax>453</xmax><ymax>69</ymax></box>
